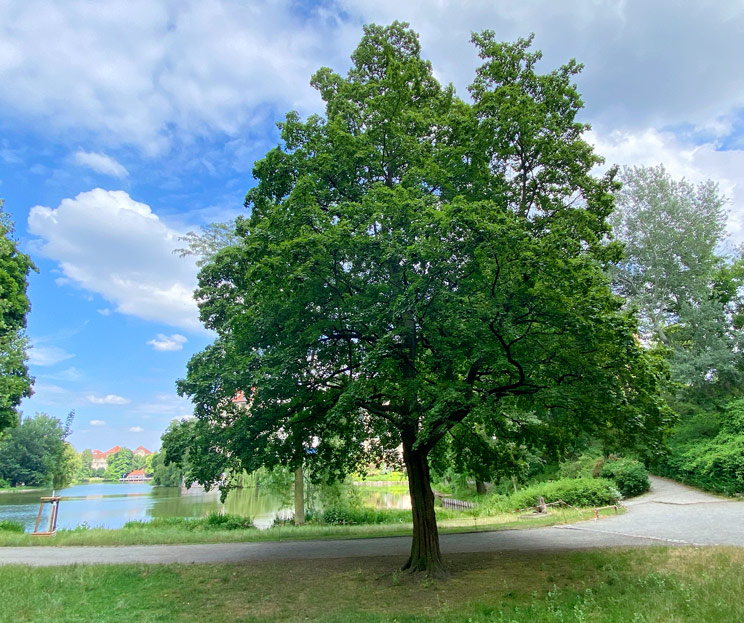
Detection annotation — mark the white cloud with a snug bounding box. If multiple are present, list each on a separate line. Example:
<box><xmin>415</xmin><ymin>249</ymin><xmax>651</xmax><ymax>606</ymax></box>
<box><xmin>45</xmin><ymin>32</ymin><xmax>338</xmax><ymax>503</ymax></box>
<box><xmin>73</xmin><ymin>150</ymin><xmax>128</xmax><ymax>178</ymax></box>
<box><xmin>97</xmin><ymin>308</ymin><xmax>111</xmax><ymax>316</ymax></box>
<box><xmin>40</xmin><ymin>367</ymin><xmax>83</xmax><ymax>382</ymax></box>
<box><xmin>336</xmin><ymin>1</ymin><xmax>744</xmax><ymax>134</ymax></box>
<box><xmin>148</xmin><ymin>333</ymin><xmax>188</xmax><ymax>352</ymax></box>
<box><xmin>129</xmin><ymin>426</ymin><xmax>144</xmax><ymax>433</ymax></box>
<box><xmin>87</xmin><ymin>394</ymin><xmax>131</xmax><ymax>405</ymax></box>
<box><xmin>89</xmin><ymin>419</ymin><xmax>106</xmax><ymax>426</ymax></box>
<box><xmin>28</xmin><ymin>188</ymin><xmax>201</xmax><ymax>331</ymax></box>
<box><xmin>136</xmin><ymin>393</ymin><xmax>194</xmax><ymax>417</ymax></box>
<box><xmin>0</xmin><ymin>1</ymin><xmax>742</xmax><ymax>155</ymax></box>
<box><xmin>28</xmin><ymin>344</ymin><xmax>75</xmax><ymax>366</ymax></box>
<box><xmin>0</xmin><ymin>1</ymin><xmax>345</xmax><ymax>152</ymax></box>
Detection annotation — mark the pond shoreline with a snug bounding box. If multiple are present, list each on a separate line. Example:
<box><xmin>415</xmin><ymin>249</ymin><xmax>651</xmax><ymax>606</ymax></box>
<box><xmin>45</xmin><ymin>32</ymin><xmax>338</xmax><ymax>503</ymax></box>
<box><xmin>0</xmin><ymin>487</ymin><xmax>44</xmax><ymax>495</ymax></box>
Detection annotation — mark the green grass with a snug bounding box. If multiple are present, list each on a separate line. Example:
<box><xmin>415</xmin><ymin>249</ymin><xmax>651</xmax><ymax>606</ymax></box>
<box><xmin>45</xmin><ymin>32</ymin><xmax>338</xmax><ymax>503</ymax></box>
<box><xmin>0</xmin><ymin>507</ymin><xmax>619</xmax><ymax>546</ymax></box>
<box><xmin>1</xmin><ymin>547</ymin><xmax>742</xmax><ymax>622</ymax></box>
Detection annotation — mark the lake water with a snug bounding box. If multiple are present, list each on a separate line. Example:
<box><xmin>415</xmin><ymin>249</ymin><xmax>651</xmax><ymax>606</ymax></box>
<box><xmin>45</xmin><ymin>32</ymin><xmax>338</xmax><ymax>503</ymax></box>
<box><xmin>0</xmin><ymin>482</ymin><xmax>410</xmax><ymax>531</ymax></box>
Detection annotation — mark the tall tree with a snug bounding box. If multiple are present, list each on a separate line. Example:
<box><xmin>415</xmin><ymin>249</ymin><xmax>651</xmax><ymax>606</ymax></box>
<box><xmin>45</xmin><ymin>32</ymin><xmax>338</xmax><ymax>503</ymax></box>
<box><xmin>0</xmin><ymin>200</ymin><xmax>36</xmax><ymax>433</ymax></box>
<box><xmin>77</xmin><ymin>448</ymin><xmax>93</xmax><ymax>480</ymax></box>
<box><xmin>150</xmin><ymin>451</ymin><xmax>183</xmax><ymax>486</ymax></box>
<box><xmin>54</xmin><ymin>443</ymin><xmax>81</xmax><ymax>489</ymax></box>
<box><xmin>103</xmin><ymin>448</ymin><xmax>134</xmax><ymax>480</ymax></box>
<box><xmin>609</xmin><ymin>165</ymin><xmax>743</xmax><ymax>391</ymax></box>
<box><xmin>178</xmin><ymin>24</ymin><xmax>667</xmax><ymax>575</ymax></box>
<box><xmin>0</xmin><ymin>413</ymin><xmax>69</xmax><ymax>486</ymax></box>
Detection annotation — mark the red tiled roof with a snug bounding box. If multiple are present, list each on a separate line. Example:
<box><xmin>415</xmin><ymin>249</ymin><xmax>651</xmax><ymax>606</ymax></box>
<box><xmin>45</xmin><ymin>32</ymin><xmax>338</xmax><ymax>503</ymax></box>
<box><xmin>232</xmin><ymin>390</ymin><xmax>246</xmax><ymax>403</ymax></box>
<box><xmin>127</xmin><ymin>469</ymin><xmax>146</xmax><ymax>476</ymax></box>
<box><xmin>135</xmin><ymin>445</ymin><xmax>152</xmax><ymax>455</ymax></box>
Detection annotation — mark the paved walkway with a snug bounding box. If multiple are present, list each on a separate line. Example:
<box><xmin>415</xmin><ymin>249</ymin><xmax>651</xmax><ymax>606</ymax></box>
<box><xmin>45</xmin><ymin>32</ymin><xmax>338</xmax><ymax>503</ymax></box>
<box><xmin>1</xmin><ymin>476</ymin><xmax>741</xmax><ymax>566</ymax></box>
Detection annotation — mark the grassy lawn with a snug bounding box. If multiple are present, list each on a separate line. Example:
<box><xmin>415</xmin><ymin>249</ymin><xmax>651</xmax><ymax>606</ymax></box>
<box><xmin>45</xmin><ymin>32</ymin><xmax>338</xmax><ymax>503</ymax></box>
<box><xmin>0</xmin><ymin>507</ymin><xmax>620</xmax><ymax>546</ymax></box>
<box><xmin>1</xmin><ymin>547</ymin><xmax>742</xmax><ymax>622</ymax></box>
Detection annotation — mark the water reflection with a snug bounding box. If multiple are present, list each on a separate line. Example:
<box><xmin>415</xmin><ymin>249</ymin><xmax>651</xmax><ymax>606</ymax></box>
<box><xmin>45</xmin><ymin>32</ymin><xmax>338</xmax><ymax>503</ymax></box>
<box><xmin>0</xmin><ymin>482</ymin><xmax>410</xmax><ymax>530</ymax></box>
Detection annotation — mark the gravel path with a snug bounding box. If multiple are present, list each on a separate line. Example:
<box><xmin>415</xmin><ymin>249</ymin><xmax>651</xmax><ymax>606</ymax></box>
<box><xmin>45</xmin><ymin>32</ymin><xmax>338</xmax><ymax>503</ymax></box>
<box><xmin>1</xmin><ymin>476</ymin><xmax>741</xmax><ymax>567</ymax></box>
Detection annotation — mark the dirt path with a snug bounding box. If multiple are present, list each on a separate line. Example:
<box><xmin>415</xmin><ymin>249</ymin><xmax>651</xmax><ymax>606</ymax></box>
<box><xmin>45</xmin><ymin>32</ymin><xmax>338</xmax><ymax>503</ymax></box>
<box><xmin>0</xmin><ymin>476</ymin><xmax>741</xmax><ymax>566</ymax></box>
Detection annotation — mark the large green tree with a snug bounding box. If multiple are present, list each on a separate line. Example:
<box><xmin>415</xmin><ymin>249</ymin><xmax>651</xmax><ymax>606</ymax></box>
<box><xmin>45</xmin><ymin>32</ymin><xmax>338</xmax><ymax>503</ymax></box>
<box><xmin>609</xmin><ymin>165</ymin><xmax>744</xmax><ymax>392</ymax></box>
<box><xmin>0</xmin><ymin>413</ymin><xmax>71</xmax><ymax>487</ymax></box>
<box><xmin>178</xmin><ymin>24</ymin><xmax>667</xmax><ymax>575</ymax></box>
<box><xmin>0</xmin><ymin>200</ymin><xmax>35</xmax><ymax>433</ymax></box>
<box><xmin>77</xmin><ymin>448</ymin><xmax>93</xmax><ymax>481</ymax></box>
<box><xmin>150</xmin><ymin>451</ymin><xmax>183</xmax><ymax>487</ymax></box>
<box><xmin>103</xmin><ymin>447</ymin><xmax>134</xmax><ymax>480</ymax></box>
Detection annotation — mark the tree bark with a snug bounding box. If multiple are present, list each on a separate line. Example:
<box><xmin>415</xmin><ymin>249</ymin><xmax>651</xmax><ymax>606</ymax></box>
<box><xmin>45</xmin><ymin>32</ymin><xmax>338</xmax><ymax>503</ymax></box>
<box><xmin>294</xmin><ymin>466</ymin><xmax>305</xmax><ymax>526</ymax></box>
<box><xmin>401</xmin><ymin>441</ymin><xmax>445</xmax><ymax>576</ymax></box>
<box><xmin>475</xmin><ymin>479</ymin><xmax>487</xmax><ymax>494</ymax></box>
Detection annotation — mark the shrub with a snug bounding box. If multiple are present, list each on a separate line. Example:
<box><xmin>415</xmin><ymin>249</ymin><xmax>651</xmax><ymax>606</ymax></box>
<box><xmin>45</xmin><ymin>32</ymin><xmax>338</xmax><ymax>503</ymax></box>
<box><xmin>123</xmin><ymin>513</ymin><xmax>254</xmax><ymax>531</ymax></box>
<box><xmin>600</xmin><ymin>458</ymin><xmax>650</xmax><ymax>498</ymax></box>
<box><xmin>321</xmin><ymin>504</ymin><xmax>411</xmax><ymax>525</ymax></box>
<box><xmin>204</xmin><ymin>512</ymin><xmax>254</xmax><ymax>530</ymax></box>
<box><xmin>507</xmin><ymin>477</ymin><xmax>621</xmax><ymax>510</ymax></box>
<box><xmin>655</xmin><ymin>399</ymin><xmax>744</xmax><ymax>495</ymax></box>
<box><xmin>0</xmin><ymin>520</ymin><xmax>25</xmax><ymax>533</ymax></box>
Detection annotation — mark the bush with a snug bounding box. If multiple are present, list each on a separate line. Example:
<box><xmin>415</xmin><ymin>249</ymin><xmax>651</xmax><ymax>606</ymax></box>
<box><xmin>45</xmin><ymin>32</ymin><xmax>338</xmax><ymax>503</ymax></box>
<box><xmin>507</xmin><ymin>478</ymin><xmax>621</xmax><ymax>510</ymax></box>
<box><xmin>655</xmin><ymin>399</ymin><xmax>744</xmax><ymax>495</ymax></box>
<box><xmin>0</xmin><ymin>520</ymin><xmax>25</xmax><ymax>533</ymax></box>
<box><xmin>321</xmin><ymin>504</ymin><xmax>411</xmax><ymax>525</ymax></box>
<box><xmin>204</xmin><ymin>512</ymin><xmax>254</xmax><ymax>530</ymax></box>
<box><xmin>600</xmin><ymin>458</ymin><xmax>650</xmax><ymax>498</ymax></box>
<box><xmin>123</xmin><ymin>513</ymin><xmax>254</xmax><ymax>531</ymax></box>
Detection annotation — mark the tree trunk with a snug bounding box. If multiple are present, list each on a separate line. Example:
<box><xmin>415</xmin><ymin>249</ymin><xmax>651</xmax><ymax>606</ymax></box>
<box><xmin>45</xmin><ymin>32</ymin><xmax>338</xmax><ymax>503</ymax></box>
<box><xmin>294</xmin><ymin>466</ymin><xmax>305</xmax><ymax>526</ymax></box>
<box><xmin>475</xmin><ymin>479</ymin><xmax>486</xmax><ymax>495</ymax></box>
<box><xmin>401</xmin><ymin>442</ymin><xmax>444</xmax><ymax>576</ymax></box>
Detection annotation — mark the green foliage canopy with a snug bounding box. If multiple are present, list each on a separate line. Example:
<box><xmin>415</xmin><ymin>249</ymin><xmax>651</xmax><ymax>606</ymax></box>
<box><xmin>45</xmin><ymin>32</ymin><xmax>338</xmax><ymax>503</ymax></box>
<box><xmin>0</xmin><ymin>200</ymin><xmax>36</xmax><ymax>433</ymax></box>
<box><xmin>610</xmin><ymin>165</ymin><xmax>744</xmax><ymax>392</ymax></box>
<box><xmin>77</xmin><ymin>448</ymin><xmax>93</xmax><ymax>481</ymax></box>
<box><xmin>0</xmin><ymin>413</ymin><xmax>71</xmax><ymax>487</ymax></box>
<box><xmin>103</xmin><ymin>447</ymin><xmax>134</xmax><ymax>480</ymax></box>
<box><xmin>178</xmin><ymin>23</ymin><xmax>668</xmax><ymax>574</ymax></box>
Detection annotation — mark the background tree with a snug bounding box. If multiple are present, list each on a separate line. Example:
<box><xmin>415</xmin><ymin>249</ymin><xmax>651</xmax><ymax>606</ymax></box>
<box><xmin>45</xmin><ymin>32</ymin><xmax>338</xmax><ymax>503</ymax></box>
<box><xmin>54</xmin><ymin>443</ymin><xmax>81</xmax><ymax>489</ymax></box>
<box><xmin>0</xmin><ymin>413</ymin><xmax>70</xmax><ymax>486</ymax></box>
<box><xmin>103</xmin><ymin>447</ymin><xmax>133</xmax><ymax>480</ymax></box>
<box><xmin>144</xmin><ymin>451</ymin><xmax>155</xmax><ymax>474</ymax></box>
<box><xmin>609</xmin><ymin>165</ymin><xmax>743</xmax><ymax>392</ymax></box>
<box><xmin>0</xmin><ymin>199</ymin><xmax>36</xmax><ymax>434</ymax></box>
<box><xmin>77</xmin><ymin>448</ymin><xmax>93</xmax><ymax>480</ymax></box>
<box><xmin>150</xmin><ymin>451</ymin><xmax>183</xmax><ymax>487</ymax></box>
<box><xmin>176</xmin><ymin>222</ymin><xmax>238</xmax><ymax>268</ymax></box>
<box><xmin>157</xmin><ymin>418</ymin><xmax>197</xmax><ymax>487</ymax></box>
<box><xmin>131</xmin><ymin>454</ymin><xmax>146</xmax><ymax>471</ymax></box>
<box><xmin>178</xmin><ymin>24</ymin><xmax>667</xmax><ymax>575</ymax></box>
<box><xmin>610</xmin><ymin>166</ymin><xmax>744</xmax><ymax>493</ymax></box>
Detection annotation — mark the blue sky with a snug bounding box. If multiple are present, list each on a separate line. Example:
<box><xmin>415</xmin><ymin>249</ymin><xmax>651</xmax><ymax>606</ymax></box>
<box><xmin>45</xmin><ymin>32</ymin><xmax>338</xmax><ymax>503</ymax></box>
<box><xmin>1</xmin><ymin>1</ymin><xmax>743</xmax><ymax>452</ymax></box>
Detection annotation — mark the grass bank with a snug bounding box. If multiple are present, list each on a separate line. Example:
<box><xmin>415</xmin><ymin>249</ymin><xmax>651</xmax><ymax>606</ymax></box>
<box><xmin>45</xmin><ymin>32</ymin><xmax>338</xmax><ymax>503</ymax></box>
<box><xmin>0</xmin><ymin>506</ymin><xmax>620</xmax><ymax>546</ymax></box>
<box><xmin>2</xmin><ymin>547</ymin><xmax>742</xmax><ymax>622</ymax></box>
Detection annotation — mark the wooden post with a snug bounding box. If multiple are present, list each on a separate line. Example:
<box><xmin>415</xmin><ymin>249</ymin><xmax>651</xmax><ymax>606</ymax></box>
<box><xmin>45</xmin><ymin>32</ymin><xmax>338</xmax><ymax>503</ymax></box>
<box><xmin>32</xmin><ymin>496</ymin><xmax>62</xmax><ymax>536</ymax></box>
<box><xmin>33</xmin><ymin>500</ymin><xmax>45</xmax><ymax>534</ymax></box>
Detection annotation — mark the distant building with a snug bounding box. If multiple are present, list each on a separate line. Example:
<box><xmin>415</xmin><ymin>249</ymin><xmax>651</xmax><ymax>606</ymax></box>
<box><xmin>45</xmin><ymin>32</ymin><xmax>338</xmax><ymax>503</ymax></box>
<box><xmin>90</xmin><ymin>445</ymin><xmax>122</xmax><ymax>470</ymax></box>
<box><xmin>133</xmin><ymin>445</ymin><xmax>152</xmax><ymax>458</ymax></box>
<box><xmin>120</xmin><ymin>469</ymin><xmax>150</xmax><ymax>482</ymax></box>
